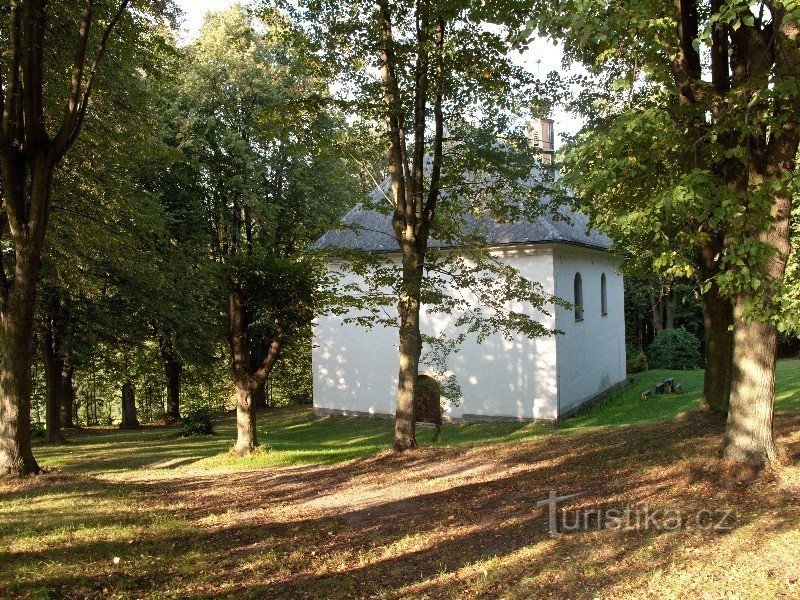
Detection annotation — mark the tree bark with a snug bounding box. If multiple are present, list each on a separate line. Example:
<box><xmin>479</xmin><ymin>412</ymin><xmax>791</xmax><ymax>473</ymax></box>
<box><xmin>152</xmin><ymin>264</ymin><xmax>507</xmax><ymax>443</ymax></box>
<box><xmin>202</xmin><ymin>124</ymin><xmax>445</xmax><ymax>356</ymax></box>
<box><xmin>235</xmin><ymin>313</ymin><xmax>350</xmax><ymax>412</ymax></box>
<box><xmin>234</xmin><ymin>384</ymin><xmax>258</xmax><ymax>455</ymax></box>
<box><xmin>664</xmin><ymin>287</ymin><xmax>676</xmax><ymax>330</ymax></box>
<box><xmin>227</xmin><ymin>287</ymin><xmax>283</xmax><ymax>456</ymax></box>
<box><xmin>723</xmin><ymin>176</ymin><xmax>792</xmax><ymax>466</ymax></box>
<box><xmin>42</xmin><ymin>328</ymin><xmax>66</xmax><ymax>444</ymax></box>
<box><xmin>649</xmin><ymin>286</ymin><xmax>663</xmax><ymax>334</ymax></box>
<box><xmin>61</xmin><ymin>364</ymin><xmax>76</xmax><ymax>428</ymax></box>
<box><xmin>723</xmin><ymin>298</ymin><xmax>779</xmax><ymax>465</ymax></box>
<box><xmin>120</xmin><ymin>381</ymin><xmax>139</xmax><ymax>429</ymax></box>
<box><xmin>0</xmin><ymin>284</ymin><xmax>41</xmax><ymax>474</ymax></box>
<box><xmin>0</xmin><ymin>161</ymin><xmax>50</xmax><ymax>474</ymax></box>
<box><xmin>699</xmin><ymin>242</ymin><xmax>734</xmax><ymax>414</ymax></box>
<box><xmin>252</xmin><ymin>379</ymin><xmax>267</xmax><ymax>410</ymax></box>
<box><xmin>395</xmin><ymin>248</ymin><xmax>424</xmax><ymax>450</ymax></box>
<box><xmin>159</xmin><ymin>338</ymin><xmax>181</xmax><ymax>421</ymax></box>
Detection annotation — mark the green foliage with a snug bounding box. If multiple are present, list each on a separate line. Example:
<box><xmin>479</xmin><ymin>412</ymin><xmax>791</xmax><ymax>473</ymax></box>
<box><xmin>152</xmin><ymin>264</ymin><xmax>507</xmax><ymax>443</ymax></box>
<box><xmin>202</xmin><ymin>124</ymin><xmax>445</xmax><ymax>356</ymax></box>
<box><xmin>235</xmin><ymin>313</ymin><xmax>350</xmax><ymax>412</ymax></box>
<box><xmin>646</xmin><ymin>328</ymin><xmax>702</xmax><ymax>371</ymax></box>
<box><xmin>269</xmin><ymin>335</ymin><xmax>313</xmax><ymax>405</ymax></box>
<box><xmin>30</xmin><ymin>422</ymin><xmax>46</xmax><ymax>439</ymax></box>
<box><xmin>181</xmin><ymin>406</ymin><xmax>216</xmax><ymax>437</ymax></box>
<box><xmin>626</xmin><ymin>348</ymin><xmax>649</xmax><ymax>374</ymax></box>
<box><xmin>296</xmin><ymin>0</ymin><xmax>564</xmax><ymax>404</ymax></box>
<box><xmin>519</xmin><ymin>0</ymin><xmax>800</xmax><ymax>329</ymax></box>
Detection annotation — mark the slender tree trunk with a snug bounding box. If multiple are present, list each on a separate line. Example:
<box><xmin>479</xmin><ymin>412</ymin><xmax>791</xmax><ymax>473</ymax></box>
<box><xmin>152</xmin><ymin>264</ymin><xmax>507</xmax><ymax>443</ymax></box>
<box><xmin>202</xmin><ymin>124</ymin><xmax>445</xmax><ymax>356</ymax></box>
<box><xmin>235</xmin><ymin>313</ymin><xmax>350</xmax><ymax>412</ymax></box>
<box><xmin>395</xmin><ymin>247</ymin><xmax>424</xmax><ymax>450</ymax></box>
<box><xmin>159</xmin><ymin>339</ymin><xmax>181</xmax><ymax>421</ymax></box>
<box><xmin>649</xmin><ymin>286</ymin><xmax>663</xmax><ymax>334</ymax></box>
<box><xmin>700</xmin><ymin>280</ymin><xmax>733</xmax><ymax>413</ymax></box>
<box><xmin>227</xmin><ymin>287</ymin><xmax>283</xmax><ymax>456</ymax></box>
<box><xmin>664</xmin><ymin>287</ymin><xmax>676</xmax><ymax>330</ymax></box>
<box><xmin>42</xmin><ymin>329</ymin><xmax>66</xmax><ymax>444</ymax></box>
<box><xmin>61</xmin><ymin>364</ymin><xmax>75</xmax><ymax>428</ymax></box>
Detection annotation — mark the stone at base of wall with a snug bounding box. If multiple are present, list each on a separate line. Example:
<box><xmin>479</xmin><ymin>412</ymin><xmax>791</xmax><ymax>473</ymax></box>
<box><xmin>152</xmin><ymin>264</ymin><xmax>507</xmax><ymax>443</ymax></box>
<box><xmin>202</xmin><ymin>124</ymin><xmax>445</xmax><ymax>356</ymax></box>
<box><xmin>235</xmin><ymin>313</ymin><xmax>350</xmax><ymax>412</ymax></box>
<box><xmin>313</xmin><ymin>378</ymin><xmax>629</xmax><ymax>424</ymax></box>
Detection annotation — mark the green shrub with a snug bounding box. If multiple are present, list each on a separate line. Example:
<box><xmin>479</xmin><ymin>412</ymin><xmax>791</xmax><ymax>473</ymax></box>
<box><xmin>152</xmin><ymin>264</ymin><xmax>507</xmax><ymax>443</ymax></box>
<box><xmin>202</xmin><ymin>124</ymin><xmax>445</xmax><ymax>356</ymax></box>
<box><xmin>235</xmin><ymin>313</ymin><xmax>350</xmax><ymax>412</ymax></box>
<box><xmin>30</xmin><ymin>422</ymin><xmax>45</xmax><ymax>438</ymax></box>
<box><xmin>181</xmin><ymin>405</ymin><xmax>215</xmax><ymax>436</ymax></box>
<box><xmin>626</xmin><ymin>349</ymin><xmax>649</xmax><ymax>373</ymax></box>
<box><xmin>647</xmin><ymin>328</ymin><xmax>702</xmax><ymax>370</ymax></box>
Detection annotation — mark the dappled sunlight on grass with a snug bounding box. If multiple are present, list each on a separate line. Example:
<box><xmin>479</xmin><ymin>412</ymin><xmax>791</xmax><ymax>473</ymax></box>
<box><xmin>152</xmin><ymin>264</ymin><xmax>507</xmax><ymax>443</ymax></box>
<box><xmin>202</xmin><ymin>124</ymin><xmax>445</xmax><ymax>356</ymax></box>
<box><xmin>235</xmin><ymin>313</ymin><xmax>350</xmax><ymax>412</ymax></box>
<box><xmin>30</xmin><ymin>359</ymin><xmax>800</xmax><ymax>477</ymax></box>
<box><xmin>4</xmin><ymin>361</ymin><xmax>800</xmax><ymax>597</ymax></box>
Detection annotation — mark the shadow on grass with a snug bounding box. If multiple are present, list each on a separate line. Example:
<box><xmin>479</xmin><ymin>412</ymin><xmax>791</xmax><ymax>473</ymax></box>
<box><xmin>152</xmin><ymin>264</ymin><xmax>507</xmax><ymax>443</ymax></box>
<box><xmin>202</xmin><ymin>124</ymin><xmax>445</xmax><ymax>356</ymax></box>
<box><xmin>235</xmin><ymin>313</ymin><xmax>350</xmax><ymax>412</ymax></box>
<box><xmin>5</xmin><ymin>412</ymin><xmax>800</xmax><ymax>598</ymax></box>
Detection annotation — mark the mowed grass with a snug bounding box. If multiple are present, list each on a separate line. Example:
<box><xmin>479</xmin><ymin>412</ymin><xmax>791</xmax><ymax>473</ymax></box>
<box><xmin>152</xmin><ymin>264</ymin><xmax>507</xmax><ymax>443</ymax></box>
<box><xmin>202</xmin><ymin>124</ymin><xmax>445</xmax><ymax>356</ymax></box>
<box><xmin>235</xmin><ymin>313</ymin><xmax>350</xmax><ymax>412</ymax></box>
<box><xmin>31</xmin><ymin>359</ymin><xmax>800</xmax><ymax>476</ymax></box>
<box><xmin>2</xmin><ymin>360</ymin><xmax>800</xmax><ymax>599</ymax></box>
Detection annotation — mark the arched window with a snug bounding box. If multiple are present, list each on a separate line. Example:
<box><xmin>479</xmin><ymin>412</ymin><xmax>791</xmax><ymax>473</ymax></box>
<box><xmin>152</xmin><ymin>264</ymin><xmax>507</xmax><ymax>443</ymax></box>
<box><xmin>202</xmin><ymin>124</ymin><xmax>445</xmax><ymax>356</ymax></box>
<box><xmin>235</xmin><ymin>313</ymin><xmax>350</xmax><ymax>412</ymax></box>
<box><xmin>601</xmin><ymin>273</ymin><xmax>608</xmax><ymax>316</ymax></box>
<box><xmin>574</xmin><ymin>273</ymin><xmax>584</xmax><ymax>322</ymax></box>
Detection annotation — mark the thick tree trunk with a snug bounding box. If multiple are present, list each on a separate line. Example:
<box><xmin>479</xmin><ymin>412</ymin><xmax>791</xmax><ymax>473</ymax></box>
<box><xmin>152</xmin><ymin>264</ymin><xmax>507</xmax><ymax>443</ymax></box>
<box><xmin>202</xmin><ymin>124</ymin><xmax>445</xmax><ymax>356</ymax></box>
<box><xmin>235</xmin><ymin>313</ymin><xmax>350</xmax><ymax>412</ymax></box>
<box><xmin>159</xmin><ymin>339</ymin><xmax>181</xmax><ymax>421</ymax></box>
<box><xmin>700</xmin><ymin>280</ymin><xmax>733</xmax><ymax>413</ymax></box>
<box><xmin>42</xmin><ymin>330</ymin><xmax>66</xmax><ymax>444</ymax></box>
<box><xmin>233</xmin><ymin>384</ymin><xmax>258</xmax><ymax>456</ymax></box>
<box><xmin>394</xmin><ymin>249</ymin><xmax>424</xmax><ymax>450</ymax></box>
<box><xmin>120</xmin><ymin>381</ymin><xmax>140</xmax><ymax>429</ymax></box>
<box><xmin>723</xmin><ymin>176</ymin><xmax>791</xmax><ymax>467</ymax></box>
<box><xmin>61</xmin><ymin>364</ymin><xmax>76</xmax><ymax>428</ymax></box>
<box><xmin>0</xmin><ymin>290</ymin><xmax>41</xmax><ymax>475</ymax></box>
<box><xmin>723</xmin><ymin>298</ymin><xmax>779</xmax><ymax>465</ymax></box>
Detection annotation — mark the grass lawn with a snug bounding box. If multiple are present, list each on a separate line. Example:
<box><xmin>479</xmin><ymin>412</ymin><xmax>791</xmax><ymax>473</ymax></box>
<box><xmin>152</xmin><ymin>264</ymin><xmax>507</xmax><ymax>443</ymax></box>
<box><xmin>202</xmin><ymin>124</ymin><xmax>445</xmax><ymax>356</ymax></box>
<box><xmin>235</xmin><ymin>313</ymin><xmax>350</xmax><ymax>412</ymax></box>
<box><xmin>2</xmin><ymin>361</ymin><xmax>800</xmax><ymax>598</ymax></box>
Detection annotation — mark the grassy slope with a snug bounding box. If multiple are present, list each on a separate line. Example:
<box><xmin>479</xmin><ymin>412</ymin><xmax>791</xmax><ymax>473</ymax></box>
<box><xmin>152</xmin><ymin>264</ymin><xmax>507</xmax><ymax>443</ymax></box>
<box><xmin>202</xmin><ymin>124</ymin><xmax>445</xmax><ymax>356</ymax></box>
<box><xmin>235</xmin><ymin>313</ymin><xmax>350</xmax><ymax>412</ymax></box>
<box><xmin>30</xmin><ymin>360</ymin><xmax>800</xmax><ymax>475</ymax></box>
<box><xmin>2</xmin><ymin>361</ymin><xmax>800</xmax><ymax>599</ymax></box>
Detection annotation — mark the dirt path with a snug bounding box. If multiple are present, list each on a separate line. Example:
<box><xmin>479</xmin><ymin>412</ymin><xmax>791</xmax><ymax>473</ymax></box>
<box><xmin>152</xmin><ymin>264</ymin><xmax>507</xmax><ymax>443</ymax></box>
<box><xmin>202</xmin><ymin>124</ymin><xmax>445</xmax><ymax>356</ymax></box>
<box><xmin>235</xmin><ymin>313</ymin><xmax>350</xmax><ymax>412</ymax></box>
<box><xmin>4</xmin><ymin>412</ymin><xmax>800</xmax><ymax>599</ymax></box>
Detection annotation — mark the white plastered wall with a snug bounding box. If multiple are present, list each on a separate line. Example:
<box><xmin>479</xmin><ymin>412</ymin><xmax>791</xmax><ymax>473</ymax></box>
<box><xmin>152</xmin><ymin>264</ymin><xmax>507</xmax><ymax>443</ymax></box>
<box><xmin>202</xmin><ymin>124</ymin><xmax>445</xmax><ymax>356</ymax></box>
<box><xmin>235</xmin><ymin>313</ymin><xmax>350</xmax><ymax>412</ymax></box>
<box><xmin>553</xmin><ymin>247</ymin><xmax>627</xmax><ymax>415</ymax></box>
<box><xmin>312</xmin><ymin>245</ymin><xmax>560</xmax><ymax>421</ymax></box>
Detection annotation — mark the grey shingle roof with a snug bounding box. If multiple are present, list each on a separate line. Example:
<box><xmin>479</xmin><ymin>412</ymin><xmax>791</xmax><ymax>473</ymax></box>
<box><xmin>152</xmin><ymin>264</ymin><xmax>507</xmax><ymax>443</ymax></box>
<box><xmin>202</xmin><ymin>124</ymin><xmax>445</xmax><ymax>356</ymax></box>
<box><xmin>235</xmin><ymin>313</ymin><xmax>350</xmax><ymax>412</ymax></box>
<box><xmin>312</xmin><ymin>184</ymin><xmax>613</xmax><ymax>253</ymax></box>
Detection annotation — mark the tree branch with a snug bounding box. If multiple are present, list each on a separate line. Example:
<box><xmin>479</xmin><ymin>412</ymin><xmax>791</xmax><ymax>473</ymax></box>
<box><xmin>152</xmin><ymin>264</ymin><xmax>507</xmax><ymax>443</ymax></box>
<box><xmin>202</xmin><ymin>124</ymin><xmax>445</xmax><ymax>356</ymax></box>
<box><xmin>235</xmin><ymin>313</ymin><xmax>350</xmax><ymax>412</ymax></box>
<box><xmin>710</xmin><ymin>0</ymin><xmax>730</xmax><ymax>95</ymax></box>
<box><xmin>254</xmin><ymin>335</ymin><xmax>284</xmax><ymax>383</ymax></box>
<box><xmin>667</xmin><ymin>0</ymin><xmax>708</xmax><ymax>105</ymax></box>
<box><xmin>53</xmin><ymin>0</ymin><xmax>93</xmax><ymax>154</ymax></box>
<box><xmin>377</xmin><ymin>0</ymin><xmax>410</xmax><ymax>232</ymax></box>
<box><xmin>56</xmin><ymin>0</ymin><xmax>132</xmax><ymax>158</ymax></box>
<box><xmin>22</xmin><ymin>0</ymin><xmax>49</xmax><ymax>146</ymax></box>
<box><xmin>411</xmin><ymin>0</ymin><xmax>429</xmax><ymax>232</ymax></box>
<box><xmin>424</xmin><ymin>16</ymin><xmax>445</xmax><ymax>220</ymax></box>
<box><xmin>4</xmin><ymin>0</ymin><xmax>24</xmax><ymax>145</ymax></box>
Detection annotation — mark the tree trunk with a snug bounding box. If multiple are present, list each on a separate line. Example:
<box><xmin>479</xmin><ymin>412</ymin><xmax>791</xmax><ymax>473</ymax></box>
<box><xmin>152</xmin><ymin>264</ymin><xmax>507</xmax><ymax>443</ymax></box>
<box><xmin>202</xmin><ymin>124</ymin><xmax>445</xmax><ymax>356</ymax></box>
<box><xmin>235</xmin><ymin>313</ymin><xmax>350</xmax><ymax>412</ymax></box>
<box><xmin>234</xmin><ymin>383</ymin><xmax>258</xmax><ymax>456</ymax></box>
<box><xmin>664</xmin><ymin>287</ymin><xmax>676</xmax><ymax>330</ymax></box>
<box><xmin>61</xmin><ymin>364</ymin><xmax>76</xmax><ymax>428</ymax></box>
<box><xmin>159</xmin><ymin>338</ymin><xmax>181</xmax><ymax>421</ymax></box>
<box><xmin>120</xmin><ymin>381</ymin><xmax>139</xmax><ymax>429</ymax></box>
<box><xmin>700</xmin><ymin>280</ymin><xmax>733</xmax><ymax>413</ymax></box>
<box><xmin>723</xmin><ymin>298</ymin><xmax>779</xmax><ymax>465</ymax></box>
<box><xmin>649</xmin><ymin>286</ymin><xmax>663</xmax><ymax>334</ymax></box>
<box><xmin>227</xmin><ymin>287</ymin><xmax>283</xmax><ymax>457</ymax></box>
<box><xmin>394</xmin><ymin>248</ymin><xmax>424</xmax><ymax>450</ymax></box>
<box><xmin>42</xmin><ymin>330</ymin><xmax>66</xmax><ymax>444</ymax></box>
<box><xmin>0</xmin><ymin>246</ymin><xmax>43</xmax><ymax>474</ymax></box>
<box><xmin>252</xmin><ymin>380</ymin><xmax>267</xmax><ymax>410</ymax></box>
<box><xmin>0</xmin><ymin>291</ymin><xmax>41</xmax><ymax>475</ymax></box>
<box><xmin>723</xmin><ymin>174</ymin><xmax>791</xmax><ymax>467</ymax></box>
